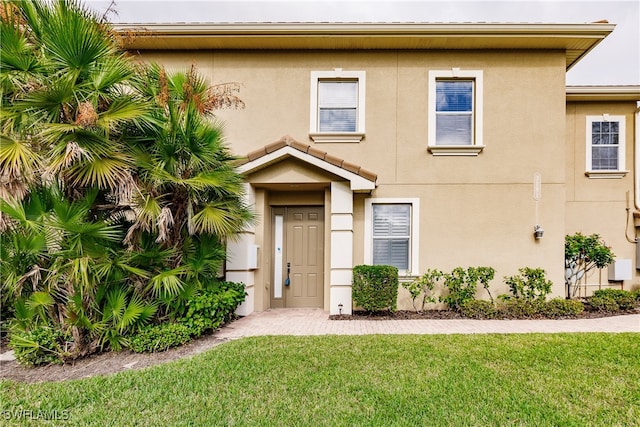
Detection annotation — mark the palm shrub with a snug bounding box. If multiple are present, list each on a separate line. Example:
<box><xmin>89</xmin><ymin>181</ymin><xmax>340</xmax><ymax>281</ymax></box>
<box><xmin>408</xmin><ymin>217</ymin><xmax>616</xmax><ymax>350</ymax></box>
<box><xmin>1</xmin><ymin>0</ymin><xmax>253</xmax><ymax>363</ymax></box>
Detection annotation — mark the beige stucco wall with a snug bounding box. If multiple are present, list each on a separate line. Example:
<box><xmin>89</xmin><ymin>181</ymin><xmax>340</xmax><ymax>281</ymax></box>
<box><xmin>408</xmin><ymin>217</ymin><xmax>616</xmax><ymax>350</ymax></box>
<box><xmin>566</xmin><ymin>101</ymin><xmax>640</xmax><ymax>293</ymax></box>
<box><xmin>136</xmin><ymin>48</ymin><xmax>572</xmax><ymax>309</ymax></box>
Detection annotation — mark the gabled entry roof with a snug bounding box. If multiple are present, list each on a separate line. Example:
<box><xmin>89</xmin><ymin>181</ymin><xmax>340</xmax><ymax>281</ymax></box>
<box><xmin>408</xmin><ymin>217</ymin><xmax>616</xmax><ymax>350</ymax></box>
<box><xmin>236</xmin><ymin>135</ymin><xmax>377</xmax><ymax>192</ymax></box>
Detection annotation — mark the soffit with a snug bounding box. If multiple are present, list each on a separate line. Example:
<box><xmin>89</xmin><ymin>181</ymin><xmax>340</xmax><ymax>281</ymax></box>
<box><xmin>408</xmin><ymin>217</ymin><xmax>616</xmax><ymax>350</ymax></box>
<box><xmin>566</xmin><ymin>85</ymin><xmax>640</xmax><ymax>102</ymax></box>
<box><xmin>114</xmin><ymin>22</ymin><xmax>615</xmax><ymax>70</ymax></box>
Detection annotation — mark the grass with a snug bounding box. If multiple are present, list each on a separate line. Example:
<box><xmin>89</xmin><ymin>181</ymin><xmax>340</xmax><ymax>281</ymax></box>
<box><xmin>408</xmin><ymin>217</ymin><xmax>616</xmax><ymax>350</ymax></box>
<box><xmin>1</xmin><ymin>333</ymin><xmax>639</xmax><ymax>426</ymax></box>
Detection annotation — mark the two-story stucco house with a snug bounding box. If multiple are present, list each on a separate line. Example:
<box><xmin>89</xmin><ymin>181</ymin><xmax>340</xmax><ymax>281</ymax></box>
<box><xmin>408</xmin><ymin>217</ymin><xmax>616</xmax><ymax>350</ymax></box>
<box><xmin>117</xmin><ymin>22</ymin><xmax>640</xmax><ymax>314</ymax></box>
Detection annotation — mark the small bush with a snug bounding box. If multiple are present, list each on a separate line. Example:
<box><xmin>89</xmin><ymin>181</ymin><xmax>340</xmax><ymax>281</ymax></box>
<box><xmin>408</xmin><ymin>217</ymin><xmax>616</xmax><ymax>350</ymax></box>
<box><xmin>402</xmin><ymin>269</ymin><xmax>443</xmax><ymax>312</ymax></box>
<box><xmin>541</xmin><ymin>298</ymin><xmax>584</xmax><ymax>318</ymax></box>
<box><xmin>352</xmin><ymin>265</ymin><xmax>398</xmax><ymax>312</ymax></box>
<box><xmin>589</xmin><ymin>295</ymin><xmax>620</xmax><ymax>312</ymax></box>
<box><xmin>129</xmin><ymin>323</ymin><xmax>193</xmax><ymax>353</ymax></box>
<box><xmin>440</xmin><ymin>266</ymin><xmax>495</xmax><ymax>311</ymax></box>
<box><xmin>504</xmin><ymin>267</ymin><xmax>552</xmax><ymax>301</ymax></box>
<box><xmin>592</xmin><ymin>289</ymin><xmax>637</xmax><ymax>310</ymax></box>
<box><xmin>460</xmin><ymin>300</ymin><xmax>498</xmax><ymax>319</ymax></box>
<box><xmin>178</xmin><ymin>281</ymin><xmax>247</xmax><ymax>337</ymax></box>
<box><xmin>500</xmin><ymin>299</ymin><xmax>545</xmax><ymax>318</ymax></box>
<box><xmin>9</xmin><ymin>326</ymin><xmax>71</xmax><ymax>366</ymax></box>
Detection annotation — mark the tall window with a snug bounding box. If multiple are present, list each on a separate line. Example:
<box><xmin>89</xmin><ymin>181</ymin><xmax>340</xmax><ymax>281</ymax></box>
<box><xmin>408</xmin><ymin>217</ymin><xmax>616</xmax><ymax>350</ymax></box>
<box><xmin>372</xmin><ymin>204</ymin><xmax>410</xmax><ymax>270</ymax></box>
<box><xmin>318</xmin><ymin>80</ymin><xmax>358</xmax><ymax>132</ymax></box>
<box><xmin>435</xmin><ymin>80</ymin><xmax>474</xmax><ymax>145</ymax></box>
<box><xmin>428</xmin><ymin>69</ymin><xmax>484</xmax><ymax>155</ymax></box>
<box><xmin>310</xmin><ymin>70</ymin><xmax>366</xmax><ymax>142</ymax></box>
<box><xmin>364</xmin><ymin>198</ymin><xmax>419</xmax><ymax>275</ymax></box>
<box><xmin>586</xmin><ymin>116</ymin><xmax>625</xmax><ymax>174</ymax></box>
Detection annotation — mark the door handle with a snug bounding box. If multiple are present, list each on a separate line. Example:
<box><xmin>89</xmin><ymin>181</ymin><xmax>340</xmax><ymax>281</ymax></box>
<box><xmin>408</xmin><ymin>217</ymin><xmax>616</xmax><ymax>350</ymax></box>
<box><xmin>285</xmin><ymin>262</ymin><xmax>291</xmax><ymax>286</ymax></box>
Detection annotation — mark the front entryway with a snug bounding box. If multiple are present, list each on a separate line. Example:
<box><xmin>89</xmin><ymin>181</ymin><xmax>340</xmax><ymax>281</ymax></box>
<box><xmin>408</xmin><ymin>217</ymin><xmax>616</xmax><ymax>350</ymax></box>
<box><xmin>271</xmin><ymin>207</ymin><xmax>324</xmax><ymax>308</ymax></box>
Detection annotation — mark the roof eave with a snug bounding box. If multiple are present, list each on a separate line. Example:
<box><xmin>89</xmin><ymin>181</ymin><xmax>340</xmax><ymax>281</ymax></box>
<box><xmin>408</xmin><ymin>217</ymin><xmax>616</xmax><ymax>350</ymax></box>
<box><xmin>114</xmin><ymin>22</ymin><xmax>615</xmax><ymax>70</ymax></box>
<box><xmin>566</xmin><ymin>86</ymin><xmax>640</xmax><ymax>102</ymax></box>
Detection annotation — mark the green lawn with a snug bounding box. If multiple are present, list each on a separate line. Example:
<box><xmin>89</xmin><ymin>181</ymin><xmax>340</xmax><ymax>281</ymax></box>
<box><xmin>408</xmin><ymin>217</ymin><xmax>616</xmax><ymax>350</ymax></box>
<box><xmin>1</xmin><ymin>333</ymin><xmax>639</xmax><ymax>426</ymax></box>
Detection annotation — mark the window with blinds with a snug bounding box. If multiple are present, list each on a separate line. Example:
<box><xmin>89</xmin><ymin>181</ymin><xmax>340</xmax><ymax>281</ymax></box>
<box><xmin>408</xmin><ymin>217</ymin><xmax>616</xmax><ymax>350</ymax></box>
<box><xmin>590</xmin><ymin>121</ymin><xmax>620</xmax><ymax>170</ymax></box>
<box><xmin>318</xmin><ymin>80</ymin><xmax>358</xmax><ymax>132</ymax></box>
<box><xmin>435</xmin><ymin>80</ymin><xmax>474</xmax><ymax>145</ymax></box>
<box><xmin>372</xmin><ymin>204</ymin><xmax>411</xmax><ymax>270</ymax></box>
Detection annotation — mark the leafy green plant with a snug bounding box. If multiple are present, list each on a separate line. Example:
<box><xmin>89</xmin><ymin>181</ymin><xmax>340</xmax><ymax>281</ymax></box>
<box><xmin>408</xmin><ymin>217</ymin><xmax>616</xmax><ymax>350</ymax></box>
<box><xmin>178</xmin><ymin>282</ymin><xmax>246</xmax><ymax>337</ymax></box>
<box><xmin>460</xmin><ymin>300</ymin><xmax>498</xmax><ymax>319</ymax></box>
<box><xmin>439</xmin><ymin>266</ymin><xmax>495</xmax><ymax>311</ymax></box>
<box><xmin>402</xmin><ymin>269</ymin><xmax>443</xmax><ymax>313</ymax></box>
<box><xmin>9</xmin><ymin>325</ymin><xmax>71</xmax><ymax>366</ymax></box>
<box><xmin>565</xmin><ymin>233</ymin><xmax>615</xmax><ymax>299</ymax></box>
<box><xmin>540</xmin><ymin>298</ymin><xmax>584</xmax><ymax>318</ymax></box>
<box><xmin>352</xmin><ymin>265</ymin><xmax>399</xmax><ymax>312</ymax></box>
<box><xmin>504</xmin><ymin>267</ymin><xmax>552</xmax><ymax>301</ymax></box>
<box><xmin>588</xmin><ymin>295</ymin><xmax>619</xmax><ymax>312</ymax></box>
<box><xmin>128</xmin><ymin>323</ymin><xmax>193</xmax><ymax>353</ymax></box>
<box><xmin>592</xmin><ymin>289</ymin><xmax>637</xmax><ymax>310</ymax></box>
<box><xmin>499</xmin><ymin>299</ymin><xmax>545</xmax><ymax>318</ymax></box>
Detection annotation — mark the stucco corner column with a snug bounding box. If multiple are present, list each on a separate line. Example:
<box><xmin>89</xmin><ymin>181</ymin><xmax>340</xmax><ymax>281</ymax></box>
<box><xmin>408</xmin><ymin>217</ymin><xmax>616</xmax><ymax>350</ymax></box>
<box><xmin>226</xmin><ymin>183</ymin><xmax>257</xmax><ymax>316</ymax></box>
<box><xmin>330</xmin><ymin>181</ymin><xmax>354</xmax><ymax>315</ymax></box>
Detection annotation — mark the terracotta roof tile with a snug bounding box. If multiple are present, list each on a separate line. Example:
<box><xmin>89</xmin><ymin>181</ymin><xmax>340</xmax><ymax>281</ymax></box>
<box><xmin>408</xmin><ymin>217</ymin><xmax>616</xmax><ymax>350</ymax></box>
<box><xmin>239</xmin><ymin>135</ymin><xmax>377</xmax><ymax>183</ymax></box>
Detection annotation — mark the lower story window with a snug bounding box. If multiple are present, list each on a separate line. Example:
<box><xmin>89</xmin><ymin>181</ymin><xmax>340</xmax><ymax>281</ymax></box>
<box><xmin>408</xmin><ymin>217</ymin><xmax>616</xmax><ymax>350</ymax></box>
<box><xmin>364</xmin><ymin>198</ymin><xmax>419</xmax><ymax>275</ymax></box>
<box><xmin>372</xmin><ymin>204</ymin><xmax>410</xmax><ymax>270</ymax></box>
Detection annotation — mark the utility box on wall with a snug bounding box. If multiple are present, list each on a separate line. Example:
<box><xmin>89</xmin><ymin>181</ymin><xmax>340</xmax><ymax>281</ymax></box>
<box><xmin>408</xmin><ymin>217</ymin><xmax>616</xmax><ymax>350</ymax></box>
<box><xmin>608</xmin><ymin>259</ymin><xmax>632</xmax><ymax>281</ymax></box>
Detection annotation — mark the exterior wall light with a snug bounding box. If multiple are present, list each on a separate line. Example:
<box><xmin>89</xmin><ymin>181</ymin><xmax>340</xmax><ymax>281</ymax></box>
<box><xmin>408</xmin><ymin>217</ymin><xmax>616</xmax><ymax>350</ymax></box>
<box><xmin>338</xmin><ymin>303</ymin><xmax>343</xmax><ymax>315</ymax></box>
<box><xmin>534</xmin><ymin>225</ymin><xmax>544</xmax><ymax>239</ymax></box>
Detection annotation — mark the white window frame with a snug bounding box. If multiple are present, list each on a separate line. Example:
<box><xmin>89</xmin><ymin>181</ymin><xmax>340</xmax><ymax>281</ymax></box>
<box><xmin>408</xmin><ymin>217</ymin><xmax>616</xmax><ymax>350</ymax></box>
<box><xmin>364</xmin><ymin>198</ymin><xmax>419</xmax><ymax>276</ymax></box>
<box><xmin>428</xmin><ymin>69</ymin><xmax>484</xmax><ymax>156</ymax></box>
<box><xmin>585</xmin><ymin>115</ymin><xmax>627</xmax><ymax>179</ymax></box>
<box><xmin>310</xmin><ymin>69</ymin><xmax>366</xmax><ymax>143</ymax></box>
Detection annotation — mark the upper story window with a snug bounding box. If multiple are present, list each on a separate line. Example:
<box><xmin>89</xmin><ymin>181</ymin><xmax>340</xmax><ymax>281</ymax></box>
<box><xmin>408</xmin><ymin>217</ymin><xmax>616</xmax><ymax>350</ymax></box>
<box><xmin>428</xmin><ymin>69</ymin><xmax>484</xmax><ymax>156</ymax></box>
<box><xmin>585</xmin><ymin>115</ymin><xmax>627</xmax><ymax>179</ymax></box>
<box><xmin>310</xmin><ymin>70</ymin><xmax>365</xmax><ymax>143</ymax></box>
<box><xmin>364</xmin><ymin>198</ymin><xmax>420</xmax><ymax>276</ymax></box>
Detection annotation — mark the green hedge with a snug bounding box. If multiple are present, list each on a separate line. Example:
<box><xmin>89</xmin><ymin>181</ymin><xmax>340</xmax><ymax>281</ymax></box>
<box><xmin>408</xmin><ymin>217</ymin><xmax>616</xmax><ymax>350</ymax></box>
<box><xmin>129</xmin><ymin>323</ymin><xmax>193</xmax><ymax>353</ymax></box>
<box><xmin>178</xmin><ymin>281</ymin><xmax>246</xmax><ymax>337</ymax></box>
<box><xmin>352</xmin><ymin>265</ymin><xmax>398</xmax><ymax>312</ymax></box>
<box><xmin>591</xmin><ymin>289</ymin><xmax>638</xmax><ymax>311</ymax></box>
<box><xmin>9</xmin><ymin>326</ymin><xmax>71</xmax><ymax>366</ymax></box>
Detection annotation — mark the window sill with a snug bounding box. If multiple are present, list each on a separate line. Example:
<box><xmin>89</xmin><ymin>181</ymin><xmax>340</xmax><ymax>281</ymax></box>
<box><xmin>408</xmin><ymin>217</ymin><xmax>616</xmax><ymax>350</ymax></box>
<box><xmin>585</xmin><ymin>170</ymin><xmax>628</xmax><ymax>179</ymax></box>
<box><xmin>428</xmin><ymin>145</ymin><xmax>485</xmax><ymax>156</ymax></box>
<box><xmin>310</xmin><ymin>132</ymin><xmax>365</xmax><ymax>143</ymax></box>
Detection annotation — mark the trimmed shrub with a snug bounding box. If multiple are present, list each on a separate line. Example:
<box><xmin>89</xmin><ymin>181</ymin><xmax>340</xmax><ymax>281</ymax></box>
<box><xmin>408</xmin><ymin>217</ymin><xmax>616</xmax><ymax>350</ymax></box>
<box><xmin>178</xmin><ymin>281</ymin><xmax>247</xmax><ymax>337</ymax></box>
<box><xmin>500</xmin><ymin>299</ymin><xmax>545</xmax><ymax>318</ymax></box>
<box><xmin>541</xmin><ymin>298</ymin><xmax>584</xmax><ymax>318</ymax></box>
<box><xmin>352</xmin><ymin>265</ymin><xmax>399</xmax><ymax>312</ymax></box>
<box><xmin>593</xmin><ymin>289</ymin><xmax>637</xmax><ymax>310</ymax></box>
<box><xmin>504</xmin><ymin>267</ymin><xmax>552</xmax><ymax>301</ymax></box>
<box><xmin>129</xmin><ymin>323</ymin><xmax>193</xmax><ymax>353</ymax></box>
<box><xmin>589</xmin><ymin>295</ymin><xmax>620</xmax><ymax>312</ymax></box>
<box><xmin>9</xmin><ymin>326</ymin><xmax>71</xmax><ymax>366</ymax></box>
<box><xmin>460</xmin><ymin>300</ymin><xmax>498</xmax><ymax>319</ymax></box>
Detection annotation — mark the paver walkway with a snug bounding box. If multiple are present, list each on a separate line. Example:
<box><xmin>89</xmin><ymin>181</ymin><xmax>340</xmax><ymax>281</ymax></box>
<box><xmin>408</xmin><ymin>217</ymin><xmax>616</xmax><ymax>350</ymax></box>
<box><xmin>215</xmin><ymin>309</ymin><xmax>640</xmax><ymax>340</ymax></box>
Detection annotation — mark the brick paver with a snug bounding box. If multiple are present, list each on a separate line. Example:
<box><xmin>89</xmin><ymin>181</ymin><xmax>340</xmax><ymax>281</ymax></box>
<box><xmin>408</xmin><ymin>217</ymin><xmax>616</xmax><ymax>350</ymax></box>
<box><xmin>215</xmin><ymin>309</ymin><xmax>640</xmax><ymax>340</ymax></box>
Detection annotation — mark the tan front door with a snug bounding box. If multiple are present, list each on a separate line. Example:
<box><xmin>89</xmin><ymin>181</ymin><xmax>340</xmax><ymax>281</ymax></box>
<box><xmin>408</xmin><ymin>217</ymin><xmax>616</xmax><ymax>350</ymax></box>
<box><xmin>272</xmin><ymin>207</ymin><xmax>324</xmax><ymax>308</ymax></box>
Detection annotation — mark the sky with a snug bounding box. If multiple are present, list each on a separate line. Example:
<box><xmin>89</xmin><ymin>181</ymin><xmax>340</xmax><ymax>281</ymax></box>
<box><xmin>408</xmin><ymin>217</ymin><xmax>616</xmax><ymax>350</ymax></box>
<box><xmin>88</xmin><ymin>0</ymin><xmax>639</xmax><ymax>85</ymax></box>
